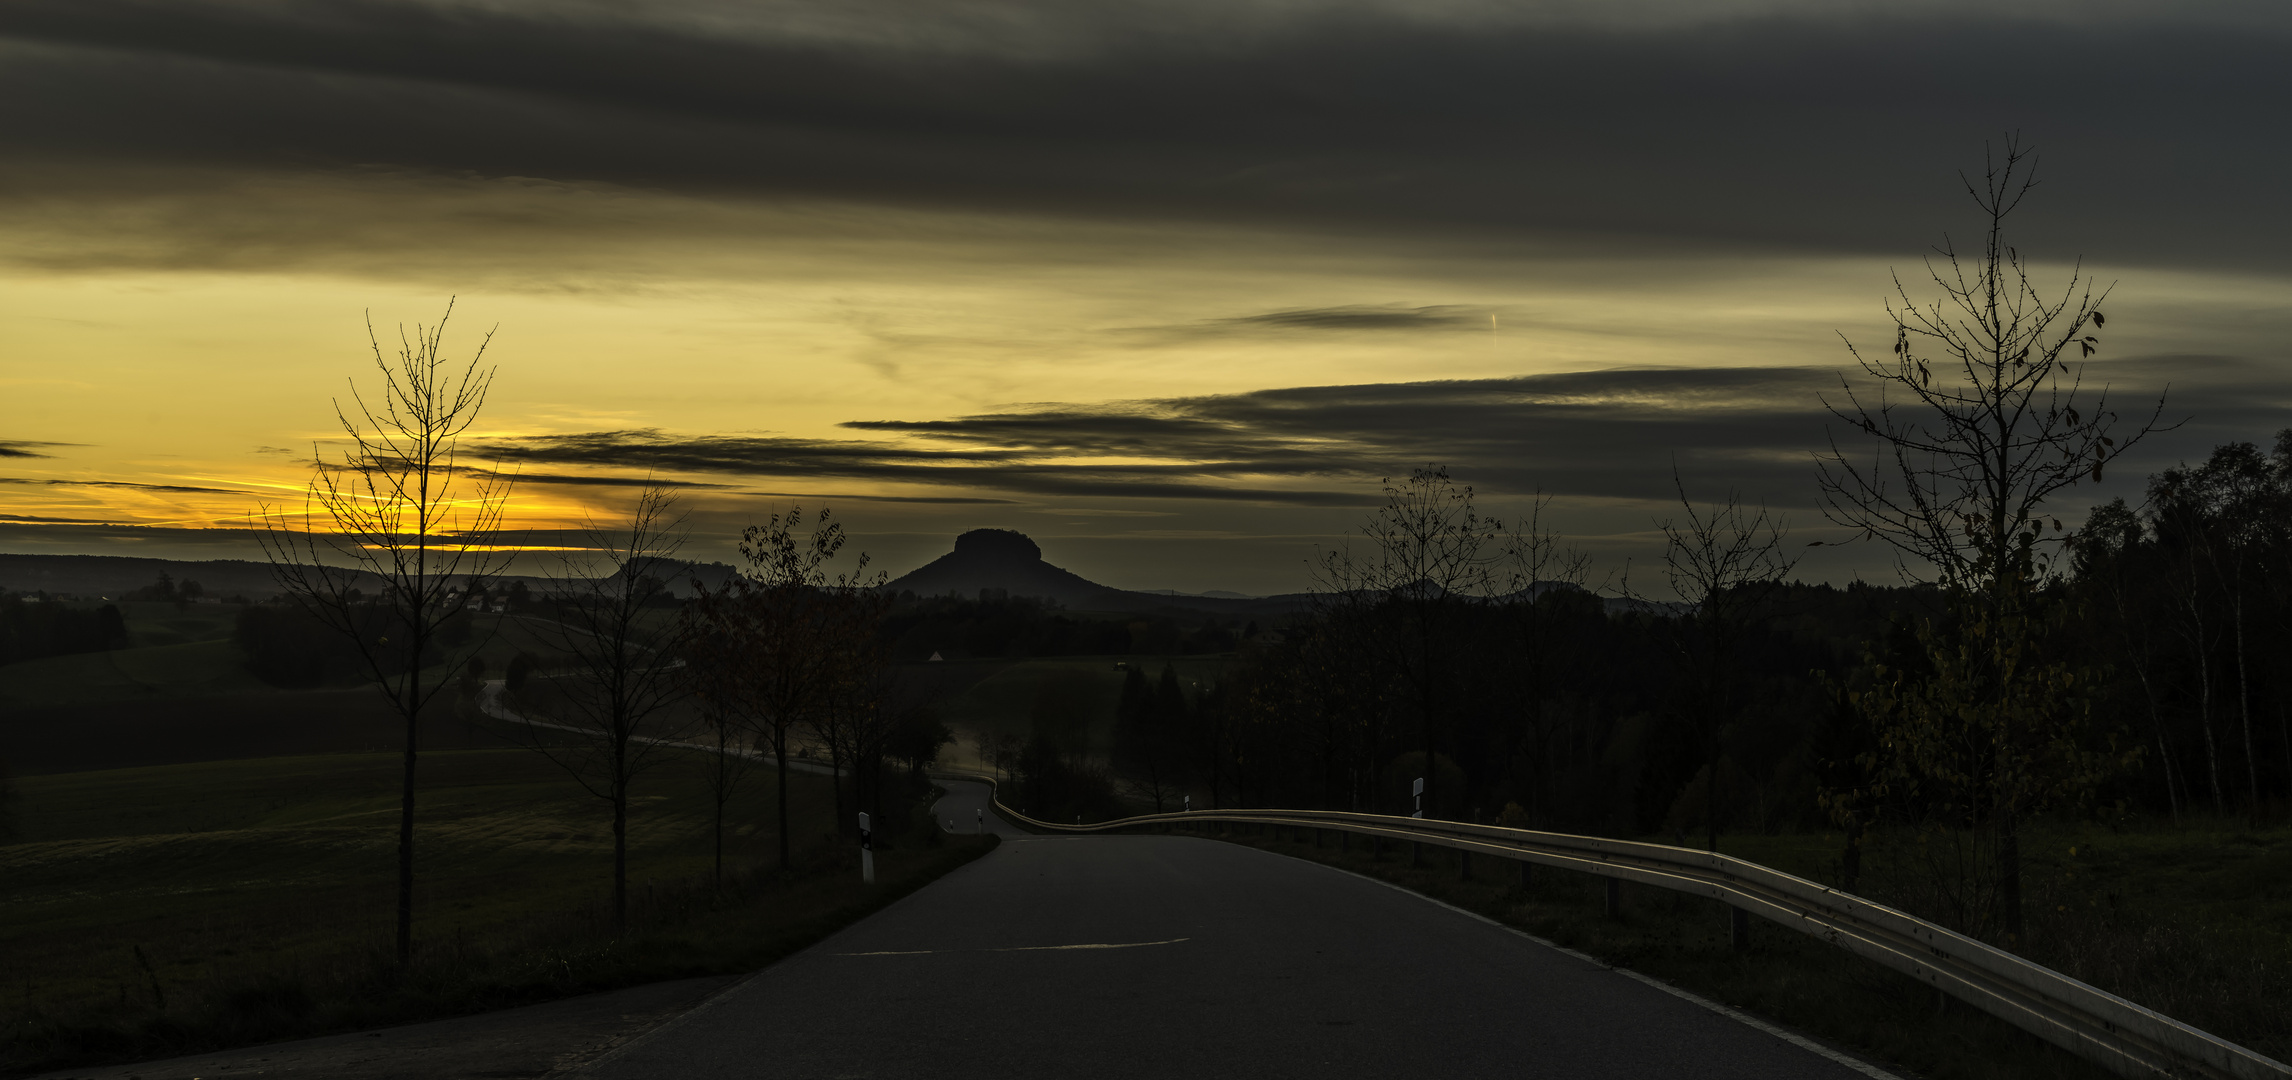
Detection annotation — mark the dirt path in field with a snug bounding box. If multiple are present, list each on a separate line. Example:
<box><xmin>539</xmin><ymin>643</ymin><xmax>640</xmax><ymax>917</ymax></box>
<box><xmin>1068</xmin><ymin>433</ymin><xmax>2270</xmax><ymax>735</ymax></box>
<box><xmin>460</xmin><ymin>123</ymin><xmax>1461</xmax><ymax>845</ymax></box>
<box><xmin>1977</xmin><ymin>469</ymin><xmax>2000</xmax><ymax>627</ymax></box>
<box><xmin>26</xmin><ymin>976</ymin><xmax>737</xmax><ymax>1080</ymax></box>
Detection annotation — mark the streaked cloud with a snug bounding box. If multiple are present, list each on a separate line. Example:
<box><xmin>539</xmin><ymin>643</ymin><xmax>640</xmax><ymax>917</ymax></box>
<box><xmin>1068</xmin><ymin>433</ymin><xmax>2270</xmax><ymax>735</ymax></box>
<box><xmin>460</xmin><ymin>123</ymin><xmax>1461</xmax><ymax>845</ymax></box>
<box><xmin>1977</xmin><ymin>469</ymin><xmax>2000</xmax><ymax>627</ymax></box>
<box><xmin>3</xmin><ymin>0</ymin><xmax>2287</xmax><ymax>592</ymax></box>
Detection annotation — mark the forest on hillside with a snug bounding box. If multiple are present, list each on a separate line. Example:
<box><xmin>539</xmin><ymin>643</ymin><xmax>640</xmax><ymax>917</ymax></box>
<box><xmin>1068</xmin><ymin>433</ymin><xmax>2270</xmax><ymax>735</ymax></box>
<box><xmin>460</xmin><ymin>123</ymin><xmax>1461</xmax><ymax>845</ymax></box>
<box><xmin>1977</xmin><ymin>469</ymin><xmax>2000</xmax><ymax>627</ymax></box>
<box><xmin>1088</xmin><ymin>433</ymin><xmax>2292</xmax><ymax>834</ymax></box>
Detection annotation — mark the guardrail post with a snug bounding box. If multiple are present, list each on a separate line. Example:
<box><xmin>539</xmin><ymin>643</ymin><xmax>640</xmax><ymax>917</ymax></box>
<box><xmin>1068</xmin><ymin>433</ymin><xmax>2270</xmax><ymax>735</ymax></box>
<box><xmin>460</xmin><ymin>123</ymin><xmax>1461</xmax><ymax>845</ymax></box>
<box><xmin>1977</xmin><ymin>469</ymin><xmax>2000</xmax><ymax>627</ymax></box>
<box><xmin>1411</xmin><ymin>841</ymin><xmax>1423</xmax><ymax>868</ymax></box>
<box><xmin>1729</xmin><ymin>905</ymin><xmax>1750</xmax><ymax>950</ymax></box>
<box><xmin>1459</xmin><ymin>850</ymin><xmax>1472</xmax><ymax>881</ymax></box>
<box><xmin>1603</xmin><ymin>876</ymin><xmax>1621</xmax><ymax>919</ymax></box>
<box><xmin>1518</xmin><ymin>860</ymin><xmax>1532</xmax><ymax>888</ymax></box>
<box><xmin>1339</xmin><ymin>830</ymin><xmax>1348</xmax><ymax>853</ymax></box>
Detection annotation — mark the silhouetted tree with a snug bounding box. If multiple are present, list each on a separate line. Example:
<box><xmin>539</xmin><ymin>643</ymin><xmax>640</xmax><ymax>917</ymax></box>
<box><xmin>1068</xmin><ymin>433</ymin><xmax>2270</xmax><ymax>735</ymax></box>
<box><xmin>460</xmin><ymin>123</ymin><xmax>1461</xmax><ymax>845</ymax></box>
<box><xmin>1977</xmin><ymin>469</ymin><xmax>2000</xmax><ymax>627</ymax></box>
<box><xmin>1653</xmin><ymin>474</ymin><xmax>1798</xmax><ymax>852</ymax></box>
<box><xmin>1816</xmin><ymin>140</ymin><xmax>2165</xmax><ymax>940</ymax></box>
<box><xmin>688</xmin><ymin>507</ymin><xmax>875</xmax><ymax>871</ymax></box>
<box><xmin>520</xmin><ymin>487</ymin><xmax>694</xmax><ymax>930</ymax></box>
<box><xmin>1312</xmin><ymin>466</ymin><xmax>1496</xmax><ymax>819</ymax></box>
<box><xmin>256</xmin><ymin>300</ymin><xmax>512</xmax><ymax>965</ymax></box>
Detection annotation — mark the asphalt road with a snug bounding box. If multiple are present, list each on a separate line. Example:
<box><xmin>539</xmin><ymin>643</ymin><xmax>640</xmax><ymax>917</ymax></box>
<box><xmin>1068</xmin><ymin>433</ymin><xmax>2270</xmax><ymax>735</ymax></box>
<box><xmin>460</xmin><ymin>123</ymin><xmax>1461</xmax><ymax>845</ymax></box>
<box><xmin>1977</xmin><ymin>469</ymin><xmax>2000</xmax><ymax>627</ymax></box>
<box><xmin>584</xmin><ymin>781</ymin><xmax>1883</xmax><ymax>1080</ymax></box>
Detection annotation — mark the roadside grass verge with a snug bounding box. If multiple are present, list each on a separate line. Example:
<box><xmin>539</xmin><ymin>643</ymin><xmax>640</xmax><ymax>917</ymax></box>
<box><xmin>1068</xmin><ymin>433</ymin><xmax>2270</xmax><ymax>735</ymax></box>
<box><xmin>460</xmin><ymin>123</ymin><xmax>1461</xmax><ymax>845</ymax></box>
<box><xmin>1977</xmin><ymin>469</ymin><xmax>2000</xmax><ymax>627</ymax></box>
<box><xmin>0</xmin><ymin>749</ymin><xmax>994</xmax><ymax>1078</ymax></box>
<box><xmin>1176</xmin><ymin>819</ymin><xmax>2292</xmax><ymax>1080</ymax></box>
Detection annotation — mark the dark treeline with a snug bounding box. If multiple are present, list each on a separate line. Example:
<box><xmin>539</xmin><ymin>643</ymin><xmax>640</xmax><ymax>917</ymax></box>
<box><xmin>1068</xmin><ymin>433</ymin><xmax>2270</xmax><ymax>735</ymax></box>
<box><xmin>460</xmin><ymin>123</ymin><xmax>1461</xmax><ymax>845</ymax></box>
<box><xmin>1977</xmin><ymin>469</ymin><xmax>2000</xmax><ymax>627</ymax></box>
<box><xmin>2068</xmin><ymin>433</ymin><xmax>2292</xmax><ymax>820</ymax></box>
<box><xmin>0</xmin><ymin>595</ymin><xmax>127</xmax><ymax>666</ymax></box>
<box><xmin>1103</xmin><ymin>569</ymin><xmax>1939</xmax><ymax>837</ymax></box>
<box><xmin>881</xmin><ymin>592</ymin><xmax>1244</xmax><ymax>661</ymax></box>
<box><xmin>1104</xmin><ymin>432</ymin><xmax>2292</xmax><ymax>867</ymax></box>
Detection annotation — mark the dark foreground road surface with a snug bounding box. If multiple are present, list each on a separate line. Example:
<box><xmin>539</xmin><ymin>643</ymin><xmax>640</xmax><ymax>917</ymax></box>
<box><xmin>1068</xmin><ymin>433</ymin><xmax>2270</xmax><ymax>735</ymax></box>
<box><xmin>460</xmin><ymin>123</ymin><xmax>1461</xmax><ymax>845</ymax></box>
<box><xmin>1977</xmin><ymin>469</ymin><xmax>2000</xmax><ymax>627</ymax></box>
<box><xmin>582</xmin><ymin>781</ymin><xmax>1888</xmax><ymax>1080</ymax></box>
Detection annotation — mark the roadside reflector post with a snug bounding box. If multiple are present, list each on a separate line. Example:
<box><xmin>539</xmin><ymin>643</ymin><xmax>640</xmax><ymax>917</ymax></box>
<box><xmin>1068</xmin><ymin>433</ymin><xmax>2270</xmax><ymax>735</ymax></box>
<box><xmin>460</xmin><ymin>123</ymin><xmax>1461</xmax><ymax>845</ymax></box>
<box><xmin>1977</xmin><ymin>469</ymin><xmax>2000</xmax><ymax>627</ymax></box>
<box><xmin>1729</xmin><ymin>905</ymin><xmax>1750</xmax><ymax>950</ymax></box>
<box><xmin>976</xmin><ymin>807</ymin><xmax>983</xmax><ymax>834</ymax></box>
<box><xmin>1604</xmin><ymin>876</ymin><xmax>1622</xmax><ymax>919</ymax></box>
<box><xmin>1411</xmin><ymin>777</ymin><xmax>1425</xmax><ymax>820</ymax></box>
<box><xmin>859</xmin><ymin>812</ymin><xmax>874</xmax><ymax>884</ymax></box>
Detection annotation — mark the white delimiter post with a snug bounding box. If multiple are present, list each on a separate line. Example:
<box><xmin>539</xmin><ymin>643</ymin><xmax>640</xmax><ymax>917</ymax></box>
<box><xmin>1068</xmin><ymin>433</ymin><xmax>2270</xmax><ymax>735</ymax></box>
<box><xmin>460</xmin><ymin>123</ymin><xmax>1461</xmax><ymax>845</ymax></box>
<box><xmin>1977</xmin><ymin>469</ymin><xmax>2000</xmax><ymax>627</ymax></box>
<box><xmin>1411</xmin><ymin>777</ymin><xmax>1425</xmax><ymax>819</ymax></box>
<box><xmin>859</xmin><ymin>812</ymin><xmax>875</xmax><ymax>884</ymax></box>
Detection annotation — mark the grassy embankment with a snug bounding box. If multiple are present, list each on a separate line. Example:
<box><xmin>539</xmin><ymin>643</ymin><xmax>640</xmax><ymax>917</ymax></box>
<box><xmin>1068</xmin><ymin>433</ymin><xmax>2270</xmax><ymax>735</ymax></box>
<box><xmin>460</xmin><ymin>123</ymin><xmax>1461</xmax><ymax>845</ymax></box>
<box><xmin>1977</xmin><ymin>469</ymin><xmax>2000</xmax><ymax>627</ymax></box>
<box><xmin>0</xmin><ymin>747</ymin><xmax>995</xmax><ymax>1078</ymax></box>
<box><xmin>1185</xmin><ymin>817</ymin><xmax>2289</xmax><ymax>1080</ymax></box>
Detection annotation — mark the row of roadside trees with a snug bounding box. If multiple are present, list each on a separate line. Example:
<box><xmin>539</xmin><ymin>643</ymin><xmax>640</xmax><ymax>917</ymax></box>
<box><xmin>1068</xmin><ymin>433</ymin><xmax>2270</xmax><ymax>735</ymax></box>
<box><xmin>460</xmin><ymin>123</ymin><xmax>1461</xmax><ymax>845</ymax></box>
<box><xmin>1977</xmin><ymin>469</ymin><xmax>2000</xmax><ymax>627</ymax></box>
<box><xmin>255</xmin><ymin>305</ymin><xmax>943</xmax><ymax>965</ymax></box>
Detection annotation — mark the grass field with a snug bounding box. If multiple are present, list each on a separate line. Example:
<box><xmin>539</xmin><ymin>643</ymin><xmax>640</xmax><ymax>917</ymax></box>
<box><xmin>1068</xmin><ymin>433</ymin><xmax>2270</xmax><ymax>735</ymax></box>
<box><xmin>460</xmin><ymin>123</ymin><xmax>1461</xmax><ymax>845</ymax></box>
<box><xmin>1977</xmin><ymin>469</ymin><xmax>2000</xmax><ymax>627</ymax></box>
<box><xmin>0</xmin><ymin>746</ymin><xmax>994</xmax><ymax>1077</ymax></box>
<box><xmin>0</xmin><ymin>639</ymin><xmax>282</xmax><ymax>708</ymax></box>
<box><xmin>0</xmin><ymin>607</ymin><xmax>603</xmax><ymax>776</ymax></box>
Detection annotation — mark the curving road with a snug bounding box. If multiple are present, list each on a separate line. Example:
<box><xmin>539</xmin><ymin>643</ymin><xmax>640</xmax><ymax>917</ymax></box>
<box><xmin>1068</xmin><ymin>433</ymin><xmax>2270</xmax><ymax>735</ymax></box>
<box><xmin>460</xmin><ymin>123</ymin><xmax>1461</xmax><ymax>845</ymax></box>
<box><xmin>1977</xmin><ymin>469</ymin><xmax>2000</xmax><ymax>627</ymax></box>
<box><xmin>581</xmin><ymin>780</ymin><xmax>1889</xmax><ymax>1080</ymax></box>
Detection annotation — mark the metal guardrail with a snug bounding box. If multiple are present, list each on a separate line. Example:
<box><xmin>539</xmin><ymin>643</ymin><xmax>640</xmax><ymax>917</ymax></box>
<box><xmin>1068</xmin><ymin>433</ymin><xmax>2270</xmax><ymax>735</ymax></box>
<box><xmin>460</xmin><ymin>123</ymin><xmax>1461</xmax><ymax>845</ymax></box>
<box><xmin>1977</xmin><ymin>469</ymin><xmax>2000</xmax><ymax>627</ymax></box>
<box><xmin>935</xmin><ymin>773</ymin><xmax>2287</xmax><ymax>1080</ymax></box>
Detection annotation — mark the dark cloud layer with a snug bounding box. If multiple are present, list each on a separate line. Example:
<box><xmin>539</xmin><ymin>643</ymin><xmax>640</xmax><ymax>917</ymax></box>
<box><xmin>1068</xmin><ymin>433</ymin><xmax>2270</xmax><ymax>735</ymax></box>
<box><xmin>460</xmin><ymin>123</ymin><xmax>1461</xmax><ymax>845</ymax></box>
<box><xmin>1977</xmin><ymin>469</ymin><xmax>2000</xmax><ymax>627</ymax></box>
<box><xmin>475</xmin><ymin>358</ymin><xmax>2275</xmax><ymax>513</ymax></box>
<box><xmin>2</xmin><ymin>1</ymin><xmax>2288</xmax><ymax>268</ymax></box>
<box><xmin>499</xmin><ymin>471</ymin><xmax>736</xmax><ymax>490</ymax></box>
<box><xmin>1215</xmin><ymin>306</ymin><xmax>1490</xmax><ymax>333</ymax></box>
<box><xmin>0</xmin><ymin>476</ymin><xmax>247</xmax><ymax>496</ymax></box>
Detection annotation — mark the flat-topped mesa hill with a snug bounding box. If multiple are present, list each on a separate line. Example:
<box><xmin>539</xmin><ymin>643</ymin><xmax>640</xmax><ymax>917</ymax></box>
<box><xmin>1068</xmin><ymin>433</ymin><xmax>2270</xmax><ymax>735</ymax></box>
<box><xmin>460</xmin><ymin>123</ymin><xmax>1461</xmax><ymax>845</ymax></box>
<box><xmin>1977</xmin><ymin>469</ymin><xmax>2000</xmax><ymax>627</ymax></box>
<box><xmin>880</xmin><ymin>529</ymin><xmax>1309</xmax><ymax>614</ymax></box>
<box><xmin>880</xmin><ymin>529</ymin><xmax>1122</xmax><ymax>608</ymax></box>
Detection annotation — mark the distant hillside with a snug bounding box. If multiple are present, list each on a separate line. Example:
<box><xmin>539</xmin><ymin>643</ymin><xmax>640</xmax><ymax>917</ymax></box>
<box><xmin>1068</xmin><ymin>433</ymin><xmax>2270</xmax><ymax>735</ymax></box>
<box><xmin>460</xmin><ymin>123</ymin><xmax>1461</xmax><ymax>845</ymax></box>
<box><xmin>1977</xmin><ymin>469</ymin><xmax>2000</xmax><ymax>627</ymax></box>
<box><xmin>0</xmin><ymin>553</ymin><xmax>726</xmax><ymax>602</ymax></box>
<box><xmin>0</xmin><ymin>554</ymin><xmax>310</xmax><ymax>601</ymax></box>
<box><xmin>0</xmin><ymin>539</ymin><xmax>1312</xmax><ymax>614</ymax></box>
<box><xmin>881</xmin><ymin>529</ymin><xmax>1312</xmax><ymax>615</ymax></box>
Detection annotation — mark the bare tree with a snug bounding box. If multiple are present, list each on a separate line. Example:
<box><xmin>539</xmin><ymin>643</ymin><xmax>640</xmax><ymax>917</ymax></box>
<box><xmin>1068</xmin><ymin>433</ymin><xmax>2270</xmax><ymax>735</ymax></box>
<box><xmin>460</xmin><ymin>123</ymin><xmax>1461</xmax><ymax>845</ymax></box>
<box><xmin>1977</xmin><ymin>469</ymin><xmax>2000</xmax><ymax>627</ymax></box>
<box><xmin>1815</xmin><ymin>139</ymin><xmax>2167</xmax><ymax>941</ymax></box>
<box><xmin>1494</xmin><ymin>491</ymin><xmax>1594</xmax><ymax>827</ymax></box>
<box><xmin>806</xmin><ymin>586</ymin><xmax>896</xmax><ymax>839</ymax></box>
<box><xmin>257</xmin><ymin>300</ymin><xmax>512</xmax><ymax>966</ymax></box>
<box><xmin>520</xmin><ymin>487</ymin><xmax>694</xmax><ymax>930</ymax></box>
<box><xmin>1816</xmin><ymin>137</ymin><xmax>2167</xmax><ymax>603</ymax></box>
<box><xmin>1312</xmin><ymin>465</ymin><xmax>1496</xmax><ymax>819</ymax></box>
<box><xmin>1655</xmin><ymin>474</ymin><xmax>1799</xmax><ymax>852</ymax></box>
<box><xmin>684</xmin><ymin>607</ymin><xmax>761</xmax><ymax>889</ymax></box>
<box><xmin>824</xmin><ymin>607</ymin><xmax>943</xmax><ymax>836</ymax></box>
<box><xmin>692</xmin><ymin>507</ymin><xmax>876</xmax><ymax>871</ymax></box>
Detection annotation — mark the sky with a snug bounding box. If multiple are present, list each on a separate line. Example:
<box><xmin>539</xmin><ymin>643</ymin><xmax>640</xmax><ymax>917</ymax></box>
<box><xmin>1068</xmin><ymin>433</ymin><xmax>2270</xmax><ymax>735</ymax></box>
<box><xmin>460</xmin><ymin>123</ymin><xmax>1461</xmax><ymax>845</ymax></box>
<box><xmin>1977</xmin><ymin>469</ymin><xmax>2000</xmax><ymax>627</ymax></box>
<box><xmin>3</xmin><ymin>0</ymin><xmax>2290</xmax><ymax>596</ymax></box>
